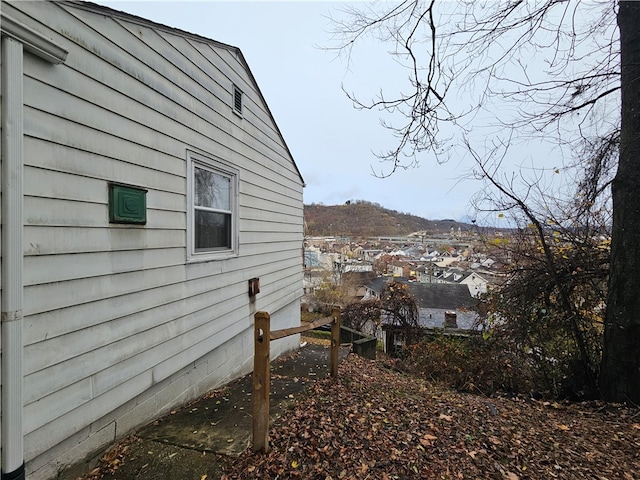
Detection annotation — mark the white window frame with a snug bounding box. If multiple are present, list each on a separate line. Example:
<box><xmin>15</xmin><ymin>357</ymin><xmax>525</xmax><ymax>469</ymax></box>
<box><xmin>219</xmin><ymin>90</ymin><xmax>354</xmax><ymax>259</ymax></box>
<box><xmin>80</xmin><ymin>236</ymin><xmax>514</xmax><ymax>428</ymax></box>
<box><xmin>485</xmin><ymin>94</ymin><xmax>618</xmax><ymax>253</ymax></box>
<box><xmin>186</xmin><ymin>150</ymin><xmax>239</xmax><ymax>262</ymax></box>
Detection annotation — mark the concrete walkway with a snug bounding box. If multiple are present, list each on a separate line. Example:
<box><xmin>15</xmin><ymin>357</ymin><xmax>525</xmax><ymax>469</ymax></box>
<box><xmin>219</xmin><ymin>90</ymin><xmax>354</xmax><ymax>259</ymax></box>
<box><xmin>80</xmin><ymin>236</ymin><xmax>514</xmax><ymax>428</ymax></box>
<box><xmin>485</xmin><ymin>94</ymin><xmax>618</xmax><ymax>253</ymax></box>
<box><xmin>61</xmin><ymin>341</ymin><xmax>350</xmax><ymax>480</ymax></box>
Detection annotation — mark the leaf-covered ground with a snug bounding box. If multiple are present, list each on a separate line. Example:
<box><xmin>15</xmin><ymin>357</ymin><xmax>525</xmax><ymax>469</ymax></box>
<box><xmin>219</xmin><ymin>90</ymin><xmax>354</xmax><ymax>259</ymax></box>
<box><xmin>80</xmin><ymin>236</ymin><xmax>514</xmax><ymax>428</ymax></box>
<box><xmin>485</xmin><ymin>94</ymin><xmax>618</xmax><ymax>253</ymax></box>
<box><xmin>223</xmin><ymin>353</ymin><xmax>640</xmax><ymax>480</ymax></box>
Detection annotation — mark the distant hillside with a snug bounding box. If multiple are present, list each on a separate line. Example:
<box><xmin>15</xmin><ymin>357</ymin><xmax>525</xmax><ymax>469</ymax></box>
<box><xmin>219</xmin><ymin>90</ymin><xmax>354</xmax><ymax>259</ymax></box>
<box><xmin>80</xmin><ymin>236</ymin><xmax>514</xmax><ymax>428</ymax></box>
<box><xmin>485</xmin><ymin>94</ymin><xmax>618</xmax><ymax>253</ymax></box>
<box><xmin>304</xmin><ymin>201</ymin><xmax>471</xmax><ymax>237</ymax></box>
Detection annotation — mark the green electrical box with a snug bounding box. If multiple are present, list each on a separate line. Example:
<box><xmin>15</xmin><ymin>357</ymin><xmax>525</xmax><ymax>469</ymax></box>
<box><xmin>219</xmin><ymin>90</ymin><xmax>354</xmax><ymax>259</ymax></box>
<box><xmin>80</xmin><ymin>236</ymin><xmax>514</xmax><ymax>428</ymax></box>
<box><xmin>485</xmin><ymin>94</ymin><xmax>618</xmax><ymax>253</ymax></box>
<box><xmin>108</xmin><ymin>183</ymin><xmax>147</xmax><ymax>224</ymax></box>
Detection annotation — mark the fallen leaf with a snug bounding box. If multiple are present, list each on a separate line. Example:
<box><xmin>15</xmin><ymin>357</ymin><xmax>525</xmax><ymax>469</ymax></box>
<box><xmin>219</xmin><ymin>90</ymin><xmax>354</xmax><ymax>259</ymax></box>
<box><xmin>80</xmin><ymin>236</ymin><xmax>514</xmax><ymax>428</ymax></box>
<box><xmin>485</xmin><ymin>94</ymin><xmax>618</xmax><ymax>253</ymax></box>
<box><xmin>420</xmin><ymin>434</ymin><xmax>438</xmax><ymax>447</ymax></box>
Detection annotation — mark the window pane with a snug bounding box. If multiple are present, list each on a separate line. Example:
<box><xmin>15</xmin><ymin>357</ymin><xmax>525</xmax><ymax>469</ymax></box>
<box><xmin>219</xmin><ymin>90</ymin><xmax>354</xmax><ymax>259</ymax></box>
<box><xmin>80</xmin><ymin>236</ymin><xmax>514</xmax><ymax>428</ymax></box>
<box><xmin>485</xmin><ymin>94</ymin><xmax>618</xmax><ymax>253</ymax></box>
<box><xmin>194</xmin><ymin>167</ymin><xmax>231</xmax><ymax>210</ymax></box>
<box><xmin>195</xmin><ymin>210</ymin><xmax>231</xmax><ymax>250</ymax></box>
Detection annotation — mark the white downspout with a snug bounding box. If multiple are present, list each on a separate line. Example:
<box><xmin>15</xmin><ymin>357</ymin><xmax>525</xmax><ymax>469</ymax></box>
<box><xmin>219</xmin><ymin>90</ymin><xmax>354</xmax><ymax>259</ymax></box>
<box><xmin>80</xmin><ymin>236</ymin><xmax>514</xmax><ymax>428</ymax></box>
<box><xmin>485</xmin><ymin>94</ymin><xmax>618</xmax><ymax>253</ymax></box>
<box><xmin>1</xmin><ymin>35</ymin><xmax>25</xmax><ymax>480</ymax></box>
<box><xmin>0</xmin><ymin>12</ymin><xmax>66</xmax><ymax>479</ymax></box>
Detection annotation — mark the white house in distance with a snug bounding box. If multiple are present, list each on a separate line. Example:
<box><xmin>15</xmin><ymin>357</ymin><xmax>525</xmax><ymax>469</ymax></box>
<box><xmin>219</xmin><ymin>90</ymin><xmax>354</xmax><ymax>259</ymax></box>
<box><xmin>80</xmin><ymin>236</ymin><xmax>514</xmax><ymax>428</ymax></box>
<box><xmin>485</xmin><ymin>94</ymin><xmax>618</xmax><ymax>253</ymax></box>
<box><xmin>0</xmin><ymin>2</ymin><xmax>304</xmax><ymax>479</ymax></box>
<box><xmin>460</xmin><ymin>272</ymin><xmax>489</xmax><ymax>298</ymax></box>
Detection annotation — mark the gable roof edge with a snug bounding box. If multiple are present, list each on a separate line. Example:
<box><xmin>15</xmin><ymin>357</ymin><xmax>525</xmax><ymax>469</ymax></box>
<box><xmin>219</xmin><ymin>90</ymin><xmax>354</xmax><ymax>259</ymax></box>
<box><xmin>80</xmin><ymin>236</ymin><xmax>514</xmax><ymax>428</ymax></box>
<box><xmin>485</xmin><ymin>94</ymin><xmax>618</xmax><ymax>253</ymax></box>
<box><xmin>60</xmin><ymin>1</ymin><xmax>305</xmax><ymax>186</ymax></box>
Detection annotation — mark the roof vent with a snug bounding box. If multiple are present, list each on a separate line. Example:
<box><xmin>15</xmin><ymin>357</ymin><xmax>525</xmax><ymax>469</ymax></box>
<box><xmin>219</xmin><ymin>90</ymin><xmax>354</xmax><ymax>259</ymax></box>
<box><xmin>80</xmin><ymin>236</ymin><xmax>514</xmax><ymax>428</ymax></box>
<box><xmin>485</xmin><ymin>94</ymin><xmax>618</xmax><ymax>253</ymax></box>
<box><xmin>233</xmin><ymin>85</ymin><xmax>243</xmax><ymax>115</ymax></box>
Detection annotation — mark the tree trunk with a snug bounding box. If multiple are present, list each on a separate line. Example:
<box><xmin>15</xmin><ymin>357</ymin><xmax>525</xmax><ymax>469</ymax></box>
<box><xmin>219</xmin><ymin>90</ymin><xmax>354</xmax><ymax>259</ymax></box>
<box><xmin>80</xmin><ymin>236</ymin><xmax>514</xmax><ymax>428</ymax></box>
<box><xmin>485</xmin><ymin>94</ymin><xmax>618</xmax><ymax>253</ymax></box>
<box><xmin>600</xmin><ymin>1</ymin><xmax>640</xmax><ymax>403</ymax></box>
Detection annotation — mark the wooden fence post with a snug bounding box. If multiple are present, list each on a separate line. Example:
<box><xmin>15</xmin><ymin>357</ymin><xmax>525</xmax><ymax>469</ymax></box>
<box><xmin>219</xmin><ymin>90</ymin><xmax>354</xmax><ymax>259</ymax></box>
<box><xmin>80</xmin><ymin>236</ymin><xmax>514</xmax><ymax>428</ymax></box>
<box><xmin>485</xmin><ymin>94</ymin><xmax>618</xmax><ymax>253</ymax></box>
<box><xmin>253</xmin><ymin>311</ymin><xmax>271</xmax><ymax>452</ymax></box>
<box><xmin>330</xmin><ymin>306</ymin><xmax>341</xmax><ymax>378</ymax></box>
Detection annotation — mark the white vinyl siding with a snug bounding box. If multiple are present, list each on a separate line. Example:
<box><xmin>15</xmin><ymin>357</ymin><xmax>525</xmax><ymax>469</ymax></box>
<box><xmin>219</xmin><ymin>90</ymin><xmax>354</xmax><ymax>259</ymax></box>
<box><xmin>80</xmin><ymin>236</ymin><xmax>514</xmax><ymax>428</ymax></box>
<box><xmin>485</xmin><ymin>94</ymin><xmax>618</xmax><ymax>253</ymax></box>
<box><xmin>2</xmin><ymin>1</ymin><xmax>305</xmax><ymax>477</ymax></box>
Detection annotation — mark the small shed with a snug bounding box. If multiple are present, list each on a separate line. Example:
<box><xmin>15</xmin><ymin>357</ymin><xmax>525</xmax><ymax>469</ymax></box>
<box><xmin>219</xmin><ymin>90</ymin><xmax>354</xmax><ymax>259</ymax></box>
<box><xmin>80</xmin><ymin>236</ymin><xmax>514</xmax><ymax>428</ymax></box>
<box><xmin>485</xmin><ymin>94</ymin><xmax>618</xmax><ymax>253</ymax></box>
<box><xmin>365</xmin><ymin>278</ymin><xmax>479</xmax><ymax>354</ymax></box>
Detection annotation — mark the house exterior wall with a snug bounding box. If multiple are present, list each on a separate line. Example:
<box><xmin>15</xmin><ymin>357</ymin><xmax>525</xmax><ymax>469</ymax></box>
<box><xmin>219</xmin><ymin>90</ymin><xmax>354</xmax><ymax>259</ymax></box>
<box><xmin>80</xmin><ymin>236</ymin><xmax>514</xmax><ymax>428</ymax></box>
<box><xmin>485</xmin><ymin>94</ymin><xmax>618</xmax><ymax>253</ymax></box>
<box><xmin>460</xmin><ymin>273</ymin><xmax>488</xmax><ymax>297</ymax></box>
<box><xmin>1</xmin><ymin>2</ymin><xmax>303</xmax><ymax>478</ymax></box>
<box><xmin>418</xmin><ymin>308</ymin><xmax>478</xmax><ymax>330</ymax></box>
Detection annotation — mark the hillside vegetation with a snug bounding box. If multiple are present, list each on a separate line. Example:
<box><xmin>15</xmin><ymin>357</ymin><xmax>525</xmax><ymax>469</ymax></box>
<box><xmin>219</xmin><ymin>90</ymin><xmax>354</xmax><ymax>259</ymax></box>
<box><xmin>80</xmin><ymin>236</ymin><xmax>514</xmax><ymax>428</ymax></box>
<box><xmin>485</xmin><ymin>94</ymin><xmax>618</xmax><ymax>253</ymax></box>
<box><xmin>304</xmin><ymin>200</ymin><xmax>470</xmax><ymax>237</ymax></box>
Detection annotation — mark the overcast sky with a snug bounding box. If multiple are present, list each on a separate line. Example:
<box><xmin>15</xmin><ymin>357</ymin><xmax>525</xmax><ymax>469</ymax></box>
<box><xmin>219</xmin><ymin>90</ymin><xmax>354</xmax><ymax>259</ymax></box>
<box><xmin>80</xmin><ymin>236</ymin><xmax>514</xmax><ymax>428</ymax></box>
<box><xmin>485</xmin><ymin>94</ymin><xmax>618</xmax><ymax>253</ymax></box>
<box><xmin>96</xmin><ymin>0</ymin><xmax>566</xmax><ymax>223</ymax></box>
